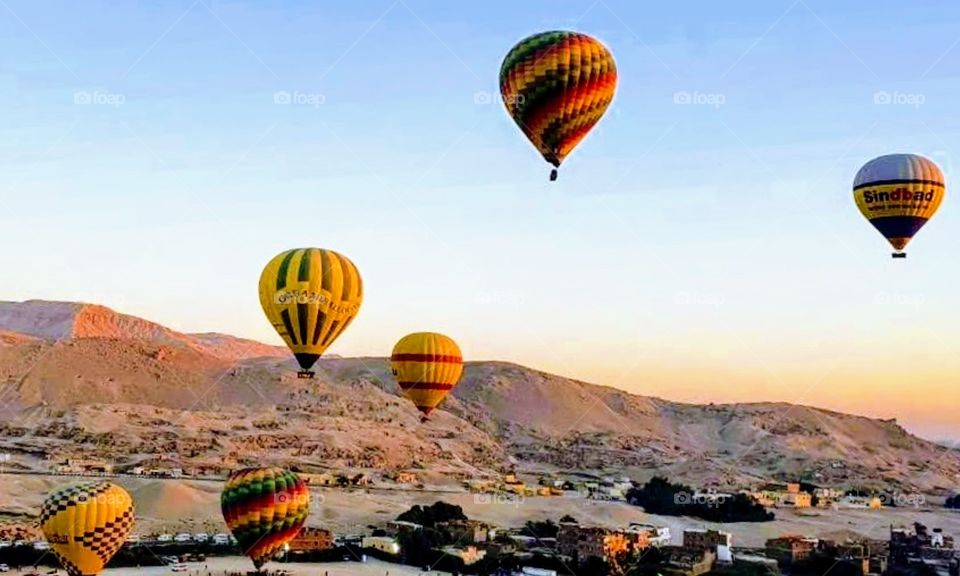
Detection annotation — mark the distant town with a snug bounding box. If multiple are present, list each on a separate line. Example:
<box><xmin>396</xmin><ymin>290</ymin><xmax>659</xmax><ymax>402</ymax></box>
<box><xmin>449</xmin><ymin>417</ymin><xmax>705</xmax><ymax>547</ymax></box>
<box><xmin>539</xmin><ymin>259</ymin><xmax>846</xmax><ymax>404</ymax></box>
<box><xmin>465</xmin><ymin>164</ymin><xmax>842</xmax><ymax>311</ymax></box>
<box><xmin>2</xmin><ymin>463</ymin><xmax>959</xmax><ymax>576</ymax></box>
<box><xmin>1</xmin><ymin>499</ymin><xmax>958</xmax><ymax>576</ymax></box>
<box><xmin>3</xmin><ymin>456</ymin><xmax>938</xmax><ymax>514</ymax></box>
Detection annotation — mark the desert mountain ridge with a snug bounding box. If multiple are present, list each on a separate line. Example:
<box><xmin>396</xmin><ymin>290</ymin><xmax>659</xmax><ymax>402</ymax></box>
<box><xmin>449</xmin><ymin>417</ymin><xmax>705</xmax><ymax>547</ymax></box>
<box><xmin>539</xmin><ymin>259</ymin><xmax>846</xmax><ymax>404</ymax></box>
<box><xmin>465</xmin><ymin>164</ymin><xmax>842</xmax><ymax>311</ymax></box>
<box><xmin>0</xmin><ymin>300</ymin><xmax>288</xmax><ymax>361</ymax></box>
<box><xmin>0</xmin><ymin>299</ymin><xmax>957</xmax><ymax>495</ymax></box>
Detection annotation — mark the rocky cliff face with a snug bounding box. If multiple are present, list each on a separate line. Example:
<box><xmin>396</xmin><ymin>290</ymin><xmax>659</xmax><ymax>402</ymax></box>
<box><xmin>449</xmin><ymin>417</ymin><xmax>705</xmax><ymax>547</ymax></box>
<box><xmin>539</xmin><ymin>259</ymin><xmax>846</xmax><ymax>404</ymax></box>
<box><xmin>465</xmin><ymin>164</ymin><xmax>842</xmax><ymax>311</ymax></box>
<box><xmin>0</xmin><ymin>300</ymin><xmax>957</xmax><ymax>494</ymax></box>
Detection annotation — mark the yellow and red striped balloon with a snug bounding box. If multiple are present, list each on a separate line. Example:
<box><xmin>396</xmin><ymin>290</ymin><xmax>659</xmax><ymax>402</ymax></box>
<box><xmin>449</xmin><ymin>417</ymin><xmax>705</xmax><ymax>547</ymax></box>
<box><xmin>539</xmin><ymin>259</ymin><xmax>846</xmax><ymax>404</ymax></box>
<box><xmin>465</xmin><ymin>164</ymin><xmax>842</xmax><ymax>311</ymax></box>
<box><xmin>391</xmin><ymin>332</ymin><xmax>463</xmax><ymax>419</ymax></box>
<box><xmin>221</xmin><ymin>467</ymin><xmax>310</xmax><ymax>569</ymax></box>
<box><xmin>500</xmin><ymin>30</ymin><xmax>617</xmax><ymax>180</ymax></box>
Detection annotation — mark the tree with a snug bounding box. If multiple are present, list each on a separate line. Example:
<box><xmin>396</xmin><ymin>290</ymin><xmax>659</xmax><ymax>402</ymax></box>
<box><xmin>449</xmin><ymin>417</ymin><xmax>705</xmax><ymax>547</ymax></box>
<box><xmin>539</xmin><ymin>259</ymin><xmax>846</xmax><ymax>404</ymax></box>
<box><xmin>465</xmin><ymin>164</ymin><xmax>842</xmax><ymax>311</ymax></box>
<box><xmin>396</xmin><ymin>501</ymin><xmax>467</xmax><ymax>527</ymax></box>
<box><xmin>626</xmin><ymin>476</ymin><xmax>774</xmax><ymax>523</ymax></box>
<box><xmin>523</xmin><ymin>519</ymin><xmax>559</xmax><ymax>539</ymax></box>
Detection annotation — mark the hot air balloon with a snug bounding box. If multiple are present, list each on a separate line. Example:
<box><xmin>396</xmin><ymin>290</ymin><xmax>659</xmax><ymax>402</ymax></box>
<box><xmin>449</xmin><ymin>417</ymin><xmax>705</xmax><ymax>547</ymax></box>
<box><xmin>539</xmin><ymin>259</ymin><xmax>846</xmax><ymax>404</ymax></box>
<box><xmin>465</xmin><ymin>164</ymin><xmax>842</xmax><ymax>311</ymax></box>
<box><xmin>259</xmin><ymin>248</ymin><xmax>363</xmax><ymax>378</ymax></box>
<box><xmin>221</xmin><ymin>467</ymin><xmax>310</xmax><ymax>570</ymax></box>
<box><xmin>390</xmin><ymin>332</ymin><xmax>463</xmax><ymax>422</ymax></box>
<box><xmin>500</xmin><ymin>30</ymin><xmax>618</xmax><ymax>181</ymax></box>
<box><xmin>40</xmin><ymin>482</ymin><xmax>134</xmax><ymax>576</ymax></box>
<box><xmin>853</xmin><ymin>154</ymin><xmax>945</xmax><ymax>258</ymax></box>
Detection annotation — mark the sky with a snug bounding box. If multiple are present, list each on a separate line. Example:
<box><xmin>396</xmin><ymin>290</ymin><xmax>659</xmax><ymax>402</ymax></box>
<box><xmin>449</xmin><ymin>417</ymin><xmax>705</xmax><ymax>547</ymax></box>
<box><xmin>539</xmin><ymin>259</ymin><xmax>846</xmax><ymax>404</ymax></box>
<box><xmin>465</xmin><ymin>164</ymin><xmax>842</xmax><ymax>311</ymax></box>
<box><xmin>1</xmin><ymin>0</ymin><xmax>959</xmax><ymax>440</ymax></box>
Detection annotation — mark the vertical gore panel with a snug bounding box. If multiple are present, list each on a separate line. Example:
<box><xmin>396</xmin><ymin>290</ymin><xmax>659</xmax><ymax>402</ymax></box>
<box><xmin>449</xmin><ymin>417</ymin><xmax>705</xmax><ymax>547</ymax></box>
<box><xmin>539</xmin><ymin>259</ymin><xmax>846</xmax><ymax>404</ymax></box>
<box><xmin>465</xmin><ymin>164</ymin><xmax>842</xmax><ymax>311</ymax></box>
<box><xmin>280</xmin><ymin>310</ymin><xmax>298</xmax><ymax>345</ymax></box>
<box><xmin>276</xmin><ymin>250</ymin><xmax>298</xmax><ymax>291</ymax></box>
<box><xmin>297</xmin><ymin>248</ymin><xmax>313</xmax><ymax>282</ymax></box>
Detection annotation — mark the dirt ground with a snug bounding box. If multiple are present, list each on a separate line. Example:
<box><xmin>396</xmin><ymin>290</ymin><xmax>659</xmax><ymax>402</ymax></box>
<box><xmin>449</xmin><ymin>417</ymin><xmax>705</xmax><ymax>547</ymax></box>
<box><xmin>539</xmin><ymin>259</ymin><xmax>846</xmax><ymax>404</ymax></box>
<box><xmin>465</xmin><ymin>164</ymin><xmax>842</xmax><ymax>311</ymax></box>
<box><xmin>3</xmin><ymin>474</ymin><xmax>960</xmax><ymax>547</ymax></box>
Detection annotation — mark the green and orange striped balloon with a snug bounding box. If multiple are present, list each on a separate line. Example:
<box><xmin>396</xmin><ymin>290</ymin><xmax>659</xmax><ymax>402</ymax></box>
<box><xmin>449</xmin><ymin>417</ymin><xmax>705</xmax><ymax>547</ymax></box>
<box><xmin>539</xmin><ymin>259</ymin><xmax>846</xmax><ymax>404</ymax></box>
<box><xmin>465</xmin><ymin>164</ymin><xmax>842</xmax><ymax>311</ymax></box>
<box><xmin>221</xmin><ymin>467</ymin><xmax>310</xmax><ymax>569</ymax></box>
<box><xmin>499</xmin><ymin>30</ymin><xmax>617</xmax><ymax>180</ymax></box>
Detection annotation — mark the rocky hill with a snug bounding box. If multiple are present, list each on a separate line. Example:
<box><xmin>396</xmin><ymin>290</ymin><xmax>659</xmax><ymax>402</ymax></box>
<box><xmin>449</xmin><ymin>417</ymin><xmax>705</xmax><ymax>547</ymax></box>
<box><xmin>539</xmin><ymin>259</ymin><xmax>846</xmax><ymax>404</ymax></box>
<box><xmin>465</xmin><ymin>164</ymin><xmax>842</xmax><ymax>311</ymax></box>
<box><xmin>0</xmin><ymin>300</ymin><xmax>957</xmax><ymax>494</ymax></box>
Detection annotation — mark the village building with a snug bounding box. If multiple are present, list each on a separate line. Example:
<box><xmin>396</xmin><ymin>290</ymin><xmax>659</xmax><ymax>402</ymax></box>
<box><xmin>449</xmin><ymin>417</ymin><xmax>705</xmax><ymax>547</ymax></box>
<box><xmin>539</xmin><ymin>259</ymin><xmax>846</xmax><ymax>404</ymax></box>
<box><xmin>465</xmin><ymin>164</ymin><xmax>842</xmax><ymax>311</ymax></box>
<box><xmin>814</xmin><ymin>487</ymin><xmax>845</xmax><ymax>509</ymax></box>
<box><xmin>362</xmin><ymin>535</ymin><xmax>401</xmax><ymax>555</ymax></box>
<box><xmin>391</xmin><ymin>471</ymin><xmax>418</xmax><ymax>484</ymax></box>
<box><xmin>437</xmin><ymin>519</ymin><xmax>496</xmax><ymax>544</ymax></box>
<box><xmin>464</xmin><ymin>478</ymin><xmax>498</xmax><ymax>493</ymax></box>
<box><xmin>750</xmin><ymin>482</ymin><xmax>813</xmax><ymax>508</ymax></box>
<box><xmin>301</xmin><ymin>472</ymin><xmax>337</xmax><ymax>487</ymax></box>
<box><xmin>557</xmin><ymin>523</ymin><xmax>648</xmax><ymax>564</ymax></box>
<box><xmin>836</xmin><ymin>495</ymin><xmax>883</xmax><ymax>510</ymax></box>
<box><xmin>890</xmin><ymin>522</ymin><xmax>958</xmax><ymax>573</ymax></box>
<box><xmin>55</xmin><ymin>458</ymin><xmax>113</xmax><ymax>475</ymax></box>
<box><xmin>288</xmin><ymin>527</ymin><xmax>334</xmax><ymax>553</ymax></box>
<box><xmin>766</xmin><ymin>535</ymin><xmax>820</xmax><ymax>565</ymax></box>
<box><xmin>683</xmin><ymin>529</ymin><xmax>732</xmax><ymax>551</ymax></box>
<box><xmin>656</xmin><ymin>547</ymin><xmax>718</xmax><ymax>576</ymax></box>
<box><xmin>384</xmin><ymin>520</ymin><xmax>422</xmax><ymax>536</ymax></box>
<box><xmin>628</xmin><ymin>524</ymin><xmax>671</xmax><ymax>547</ymax></box>
<box><xmin>503</xmin><ymin>473</ymin><xmax>527</xmax><ymax>495</ymax></box>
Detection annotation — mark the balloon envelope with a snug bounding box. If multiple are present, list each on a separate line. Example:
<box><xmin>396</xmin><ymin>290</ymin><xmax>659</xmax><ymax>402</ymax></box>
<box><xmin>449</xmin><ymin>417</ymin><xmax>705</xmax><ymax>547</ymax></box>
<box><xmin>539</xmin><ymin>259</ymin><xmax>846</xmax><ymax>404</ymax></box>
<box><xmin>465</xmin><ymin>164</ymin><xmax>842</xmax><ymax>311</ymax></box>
<box><xmin>221</xmin><ymin>467</ymin><xmax>310</xmax><ymax>569</ymax></box>
<box><xmin>40</xmin><ymin>482</ymin><xmax>135</xmax><ymax>576</ymax></box>
<box><xmin>500</xmin><ymin>31</ymin><xmax>617</xmax><ymax>178</ymax></box>
<box><xmin>259</xmin><ymin>248</ymin><xmax>363</xmax><ymax>373</ymax></box>
<box><xmin>391</xmin><ymin>332</ymin><xmax>464</xmax><ymax>417</ymax></box>
<box><xmin>853</xmin><ymin>154</ymin><xmax>945</xmax><ymax>253</ymax></box>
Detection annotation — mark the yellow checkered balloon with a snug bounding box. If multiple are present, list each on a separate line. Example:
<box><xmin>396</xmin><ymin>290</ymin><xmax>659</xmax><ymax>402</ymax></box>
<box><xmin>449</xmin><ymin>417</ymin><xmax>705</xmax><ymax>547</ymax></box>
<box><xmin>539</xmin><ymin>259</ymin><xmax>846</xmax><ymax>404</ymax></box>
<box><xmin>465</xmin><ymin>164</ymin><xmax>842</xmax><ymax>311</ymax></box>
<box><xmin>40</xmin><ymin>482</ymin><xmax>135</xmax><ymax>576</ymax></box>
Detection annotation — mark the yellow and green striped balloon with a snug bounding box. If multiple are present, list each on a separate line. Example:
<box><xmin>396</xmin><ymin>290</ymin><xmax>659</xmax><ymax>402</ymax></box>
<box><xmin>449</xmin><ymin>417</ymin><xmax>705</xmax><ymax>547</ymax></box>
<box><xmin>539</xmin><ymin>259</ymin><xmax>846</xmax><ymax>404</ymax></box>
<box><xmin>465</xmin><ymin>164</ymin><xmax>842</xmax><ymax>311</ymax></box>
<box><xmin>500</xmin><ymin>30</ymin><xmax>618</xmax><ymax>180</ymax></box>
<box><xmin>391</xmin><ymin>332</ymin><xmax>463</xmax><ymax>420</ymax></box>
<box><xmin>40</xmin><ymin>482</ymin><xmax>135</xmax><ymax>576</ymax></box>
<box><xmin>259</xmin><ymin>248</ymin><xmax>363</xmax><ymax>377</ymax></box>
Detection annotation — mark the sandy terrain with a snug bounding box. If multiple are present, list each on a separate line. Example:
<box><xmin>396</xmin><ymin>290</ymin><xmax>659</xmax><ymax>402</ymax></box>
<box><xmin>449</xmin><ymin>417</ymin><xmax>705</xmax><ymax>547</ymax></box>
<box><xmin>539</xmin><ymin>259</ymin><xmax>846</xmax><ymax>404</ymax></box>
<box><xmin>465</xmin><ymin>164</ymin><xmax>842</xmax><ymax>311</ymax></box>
<box><xmin>3</xmin><ymin>300</ymin><xmax>960</xmax><ymax>494</ymax></box>
<box><xmin>3</xmin><ymin>475</ymin><xmax>960</xmax><ymax>547</ymax></box>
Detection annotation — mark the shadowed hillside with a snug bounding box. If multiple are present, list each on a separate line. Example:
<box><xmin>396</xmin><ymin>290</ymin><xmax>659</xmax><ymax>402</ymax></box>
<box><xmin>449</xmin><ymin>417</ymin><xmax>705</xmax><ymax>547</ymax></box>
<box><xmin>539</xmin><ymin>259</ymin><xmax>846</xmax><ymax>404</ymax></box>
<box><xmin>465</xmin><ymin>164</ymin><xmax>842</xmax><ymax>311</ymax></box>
<box><xmin>0</xmin><ymin>300</ymin><xmax>957</xmax><ymax>494</ymax></box>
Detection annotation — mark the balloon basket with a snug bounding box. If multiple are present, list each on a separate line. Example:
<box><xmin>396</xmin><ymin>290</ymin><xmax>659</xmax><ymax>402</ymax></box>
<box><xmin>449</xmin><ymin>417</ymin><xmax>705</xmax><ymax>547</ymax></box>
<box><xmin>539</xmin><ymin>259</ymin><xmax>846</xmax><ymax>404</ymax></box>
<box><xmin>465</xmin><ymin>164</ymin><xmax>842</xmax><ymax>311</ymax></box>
<box><xmin>297</xmin><ymin>370</ymin><xmax>315</xmax><ymax>379</ymax></box>
<box><xmin>549</xmin><ymin>168</ymin><xmax>558</xmax><ymax>181</ymax></box>
<box><xmin>891</xmin><ymin>252</ymin><xmax>907</xmax><ymax>259</ymax></box>
<box><xmin>420</xmin><ymin>415</ymin><xmax>430</xmax><ymax>424</ymax></box>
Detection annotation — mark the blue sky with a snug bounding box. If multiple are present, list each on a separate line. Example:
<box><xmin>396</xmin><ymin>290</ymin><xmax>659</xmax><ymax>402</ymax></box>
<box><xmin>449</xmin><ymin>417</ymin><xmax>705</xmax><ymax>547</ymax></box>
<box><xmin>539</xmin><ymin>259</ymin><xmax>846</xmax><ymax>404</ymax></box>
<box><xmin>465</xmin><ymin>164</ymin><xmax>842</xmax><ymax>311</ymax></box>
<box><xmin>2</xmin><ymin>0</ymin><xmax>960</xmax><ymax>438</ymax></box>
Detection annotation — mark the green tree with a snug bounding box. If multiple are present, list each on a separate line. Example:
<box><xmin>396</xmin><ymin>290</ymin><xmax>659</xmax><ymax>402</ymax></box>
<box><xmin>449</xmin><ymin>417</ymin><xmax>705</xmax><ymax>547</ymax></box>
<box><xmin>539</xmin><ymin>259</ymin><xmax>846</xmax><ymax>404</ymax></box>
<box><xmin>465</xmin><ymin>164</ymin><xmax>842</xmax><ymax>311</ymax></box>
<box><xmin>396</xmin><ymin>501</ymin><xmax>467</xmax><ymax>527</ymax></box>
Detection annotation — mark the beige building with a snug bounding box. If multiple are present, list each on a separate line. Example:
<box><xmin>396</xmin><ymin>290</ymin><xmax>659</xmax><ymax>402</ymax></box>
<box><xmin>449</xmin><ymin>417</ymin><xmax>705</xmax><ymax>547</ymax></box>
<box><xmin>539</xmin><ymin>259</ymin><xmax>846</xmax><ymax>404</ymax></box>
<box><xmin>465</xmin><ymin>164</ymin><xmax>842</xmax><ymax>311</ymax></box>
<box><xmin>683</xmin><ymin>529</ymin><xmax>732</xmax><ymax>550</ymax></box>
<box><xmin>437</xmin><ymin>519</ymin><xmax>495</xmax><ymax>544</ymax></box>
<box><xmin>362</xmin><ymin>536</ymin><xmax>400</xmax><ymax>555</ymax></box>
<box><xmin>750</xmin><ymin>482</ymin><xmax>813</xmax><ymax>508</ymax></box>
